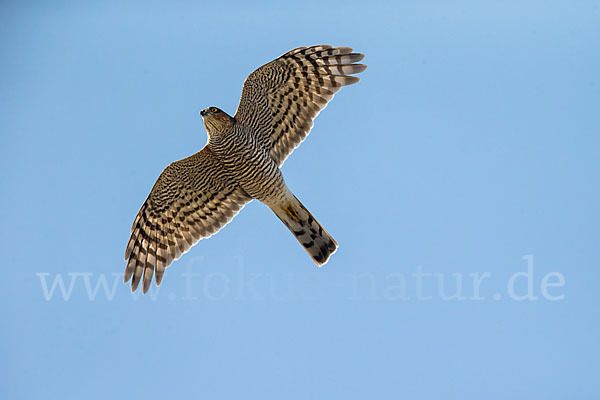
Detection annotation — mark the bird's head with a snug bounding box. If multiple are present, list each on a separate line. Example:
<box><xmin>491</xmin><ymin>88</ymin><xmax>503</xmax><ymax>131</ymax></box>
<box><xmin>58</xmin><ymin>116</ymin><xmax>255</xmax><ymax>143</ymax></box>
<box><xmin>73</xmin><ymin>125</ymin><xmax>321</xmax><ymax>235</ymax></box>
<box><xmin>200</xmin><ymin>107</ymin><xmax>234</xmax><ymax>135</ymax></box>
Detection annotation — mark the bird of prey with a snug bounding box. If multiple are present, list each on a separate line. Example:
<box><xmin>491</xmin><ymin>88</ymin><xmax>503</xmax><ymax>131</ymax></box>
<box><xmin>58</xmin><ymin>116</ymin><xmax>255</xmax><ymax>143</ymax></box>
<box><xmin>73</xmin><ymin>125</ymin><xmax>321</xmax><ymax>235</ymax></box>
<box><xmin>124</xmin><ymin>45</ymin><xmax>366</xmax><ymax>293</ymax></box>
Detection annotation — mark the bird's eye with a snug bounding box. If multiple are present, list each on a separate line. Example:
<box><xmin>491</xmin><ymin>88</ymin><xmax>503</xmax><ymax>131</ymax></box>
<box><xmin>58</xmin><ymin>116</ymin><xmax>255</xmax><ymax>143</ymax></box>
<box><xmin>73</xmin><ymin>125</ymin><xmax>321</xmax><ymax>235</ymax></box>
<box><xmin>211</xmin><ymin>107</ymin><xmax>219</xmax><ymax>113</ymax></box>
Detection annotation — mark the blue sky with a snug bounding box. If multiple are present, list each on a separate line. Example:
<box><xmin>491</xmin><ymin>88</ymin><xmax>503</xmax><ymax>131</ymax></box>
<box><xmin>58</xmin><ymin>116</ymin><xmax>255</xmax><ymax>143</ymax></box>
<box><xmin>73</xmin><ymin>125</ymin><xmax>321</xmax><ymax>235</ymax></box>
<box><xmin>1</xmin><ymin>1</ymin><xmax>599</xmax><ymax>399</ymax></box>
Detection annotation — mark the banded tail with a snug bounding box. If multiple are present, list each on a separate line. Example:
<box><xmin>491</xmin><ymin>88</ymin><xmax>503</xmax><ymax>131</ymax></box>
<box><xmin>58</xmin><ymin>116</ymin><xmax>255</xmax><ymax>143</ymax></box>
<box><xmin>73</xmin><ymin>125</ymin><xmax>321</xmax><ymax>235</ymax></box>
<box><xmin>271</xmin><ymin>195</ymin><xmax>338</xmax><ymax>265</ymax></box>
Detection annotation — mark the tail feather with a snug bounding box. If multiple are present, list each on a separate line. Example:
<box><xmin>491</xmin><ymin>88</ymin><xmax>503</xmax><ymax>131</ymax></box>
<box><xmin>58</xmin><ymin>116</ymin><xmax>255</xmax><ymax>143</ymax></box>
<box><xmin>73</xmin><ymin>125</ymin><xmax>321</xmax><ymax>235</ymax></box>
<box><xmin>271</xmin><ymin>195</ymin><xmax>338</xmax><ymax>265</ymax></box>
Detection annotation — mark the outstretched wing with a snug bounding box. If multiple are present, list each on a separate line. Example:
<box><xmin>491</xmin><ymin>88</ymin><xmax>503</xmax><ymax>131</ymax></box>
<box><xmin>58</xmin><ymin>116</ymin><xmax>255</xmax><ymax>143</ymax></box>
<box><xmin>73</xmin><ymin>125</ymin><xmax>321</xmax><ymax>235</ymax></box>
<box><xmin>234</xmin><ymin>45</ymin><xmax>366</xmax><ymax>166</ymax></box>
<box><xmin>124</xmin><ymin>147</ymin><xmax>251</xmax><ymax>293</ymax></box>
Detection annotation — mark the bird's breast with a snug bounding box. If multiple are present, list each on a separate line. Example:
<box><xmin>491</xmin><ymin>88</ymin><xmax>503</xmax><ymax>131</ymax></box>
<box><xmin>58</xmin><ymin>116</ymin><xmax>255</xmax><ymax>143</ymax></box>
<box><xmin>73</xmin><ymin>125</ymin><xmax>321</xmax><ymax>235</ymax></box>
<box><xmin>209</xmin><ymin>128</ymin><xmax>285</xmax><ymax>202</ymax></box>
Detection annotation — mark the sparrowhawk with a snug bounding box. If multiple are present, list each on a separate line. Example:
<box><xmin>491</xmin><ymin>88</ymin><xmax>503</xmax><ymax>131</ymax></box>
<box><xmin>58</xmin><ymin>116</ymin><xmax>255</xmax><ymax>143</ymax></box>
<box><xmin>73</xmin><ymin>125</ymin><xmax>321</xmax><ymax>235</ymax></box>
<box><xmin>124</xmin><ymin>45</ymin><xmax>366</xmax><ymax>293</ymax></box>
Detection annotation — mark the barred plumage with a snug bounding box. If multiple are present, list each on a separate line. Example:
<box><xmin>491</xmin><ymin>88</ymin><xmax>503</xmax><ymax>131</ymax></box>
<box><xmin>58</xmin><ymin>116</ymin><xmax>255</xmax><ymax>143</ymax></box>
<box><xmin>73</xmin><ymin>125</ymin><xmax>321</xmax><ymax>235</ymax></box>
<box><xmin>235</xmin><ymin>45</ymin><xmax>366</xmax><ymax>166</ymax></box>
<box><xmin>125</xmin><ymin>45</ymin><xmax>366</xmax><ymax>293</ymax></box>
